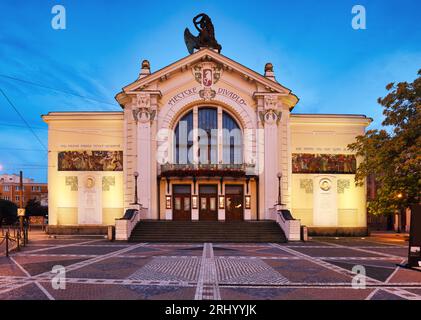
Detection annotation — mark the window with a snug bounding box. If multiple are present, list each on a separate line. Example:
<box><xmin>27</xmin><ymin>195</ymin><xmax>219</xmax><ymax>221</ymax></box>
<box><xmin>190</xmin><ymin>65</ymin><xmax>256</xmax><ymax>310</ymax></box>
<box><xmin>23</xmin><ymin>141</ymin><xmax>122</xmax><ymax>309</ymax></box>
<box><xmin>3</xmin><ymin>196</ymin><xmax>9</xmax><ymax>201</ymax></box>
<box><xmin>174</xmin><ymin>197</ymin><xmax>181</xmax><ymax>210</ymax></box>
<box><xmin>222</xmin><ymin>111</ymin><xmax>242</xmax><ymax>164</ymax></box>
<box><xmin>173</xmin><ymin>107</ymin><xmax>243</xmax><ymax>165</ymax></box>
<box><xmin>15</xmin><ymin>195</ymin><xmax>19</xmax><ymax>201</ymax></box>
<box><xmin>3</xmin><ymin>185</ymin><xmax>9</xmax><ymax>191</ymax></box>
<box><xmin>209</xmin><ymin>197</ymin><xmax>216</xmax><ymax>211</ymax></box>
<box><xmin>174</xmin><ymin>111</ymin><xmax>193</xmax><ymax>164</ymax></box>
<box><xmin>184</xmin><ymin>197</ymin><xmax>191</xmax><ymax>211</ymax></box>
<box><xmin>200</xmin><ymin>197</ymin><xmax>207</xmax><ymax>210</ymax></box>
<box><xmin>198</xmin><ymin>108</ymin><xmax>218</xmax><ymax>164</ymax></box>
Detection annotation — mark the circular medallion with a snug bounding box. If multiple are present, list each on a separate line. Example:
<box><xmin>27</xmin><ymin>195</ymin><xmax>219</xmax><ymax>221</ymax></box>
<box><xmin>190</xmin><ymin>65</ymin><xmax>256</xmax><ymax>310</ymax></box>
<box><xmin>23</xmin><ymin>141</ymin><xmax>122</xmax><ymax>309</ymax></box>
<box><xmin>85</xmin><ymin>177</ymin><xmax>95</xmax><ymax>189</ymax></box>
<box><xmin>319</xmin><ymin>178</ymin><xmax>331</xmax><ymax>191</ymax></box>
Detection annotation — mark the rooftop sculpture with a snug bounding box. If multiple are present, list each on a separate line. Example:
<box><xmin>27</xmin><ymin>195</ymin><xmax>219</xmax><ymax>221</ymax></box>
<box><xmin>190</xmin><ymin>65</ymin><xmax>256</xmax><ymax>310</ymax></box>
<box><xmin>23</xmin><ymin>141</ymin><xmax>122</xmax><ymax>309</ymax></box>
<box><xmin>184</xmin><ymin>13</ymin><xmax>222</xmax><ymax>54</ymax></box>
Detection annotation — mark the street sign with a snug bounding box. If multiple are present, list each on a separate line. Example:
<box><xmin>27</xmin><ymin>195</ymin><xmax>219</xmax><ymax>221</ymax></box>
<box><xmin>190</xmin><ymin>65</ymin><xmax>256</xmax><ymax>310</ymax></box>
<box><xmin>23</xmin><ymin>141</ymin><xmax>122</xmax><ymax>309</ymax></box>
<box><xmin>18</xmin><ymin>208</ymin><xmax>26</xmax><ymax>217</ymax></box>
<box><xmin>408</xmin><ymin>204</ymin><xmax>421</xmax><ymax>269</ymax></box>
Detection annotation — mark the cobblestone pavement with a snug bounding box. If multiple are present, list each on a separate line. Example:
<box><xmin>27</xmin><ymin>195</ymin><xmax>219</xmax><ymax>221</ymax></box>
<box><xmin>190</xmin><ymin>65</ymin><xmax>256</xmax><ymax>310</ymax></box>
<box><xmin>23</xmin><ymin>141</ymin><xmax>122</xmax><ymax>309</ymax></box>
<box><xmin>0</xmin><ymin>232</ymin><xmax>420</xmax><ymax>300</ymax></box>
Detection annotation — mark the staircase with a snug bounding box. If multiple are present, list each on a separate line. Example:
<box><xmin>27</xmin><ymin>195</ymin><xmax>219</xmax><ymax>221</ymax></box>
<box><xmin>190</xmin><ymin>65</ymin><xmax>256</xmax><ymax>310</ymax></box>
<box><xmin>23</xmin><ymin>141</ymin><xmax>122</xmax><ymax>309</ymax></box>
<box><xmin>129</xmin><ymin>220</ymin><xmax>287</xmax><ymax>243</ymax></box>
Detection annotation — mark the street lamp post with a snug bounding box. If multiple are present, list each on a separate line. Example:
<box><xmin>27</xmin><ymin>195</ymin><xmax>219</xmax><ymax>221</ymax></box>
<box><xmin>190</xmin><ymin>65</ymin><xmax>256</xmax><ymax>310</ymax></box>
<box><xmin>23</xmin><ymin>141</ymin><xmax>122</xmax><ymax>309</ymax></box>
<box><xmin>397</xmin><ymin>192</ymin><xmax>403</xmax><ymax>233</ymax></box>
<box><xmin>19</xmin><ymin>171</ymin><xmax>24</xmax><ymax>236</ymax></box>
<box><xmin>277</xmin><ymin>172</ymin><xmax>284</xmax><ymax>206</ymax></box>
<box><xmin>131</xmin><ymin>171</ymin><xmax>139</xmax><ymax>205</ymax></box>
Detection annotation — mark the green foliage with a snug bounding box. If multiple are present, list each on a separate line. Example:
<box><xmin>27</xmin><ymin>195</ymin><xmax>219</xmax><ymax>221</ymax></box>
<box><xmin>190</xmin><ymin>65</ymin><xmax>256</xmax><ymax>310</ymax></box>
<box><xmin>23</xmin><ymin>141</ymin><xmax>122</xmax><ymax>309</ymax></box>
<box><xmin>348</xmin><ymin>69</ymin><xmax>421</xmax><ymax>215</ymax></box>
<box><xmin>0</xmin><ymin>199</ymin><xmax>18</xmax><ymax>226</ymax></box>
<box><xmin>25</xmin><ymin>198</ymin><xmax>48</xmax><ymax>217</ymax></box>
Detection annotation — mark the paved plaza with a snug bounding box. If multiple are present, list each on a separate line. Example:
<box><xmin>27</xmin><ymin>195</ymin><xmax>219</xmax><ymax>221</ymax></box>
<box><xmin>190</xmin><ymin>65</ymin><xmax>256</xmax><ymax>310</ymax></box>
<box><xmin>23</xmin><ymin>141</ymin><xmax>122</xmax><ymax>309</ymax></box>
<box><xmin>0</xmin><ymin>231</ymin><xmax>420</xmax><ymax>300</ymax></box>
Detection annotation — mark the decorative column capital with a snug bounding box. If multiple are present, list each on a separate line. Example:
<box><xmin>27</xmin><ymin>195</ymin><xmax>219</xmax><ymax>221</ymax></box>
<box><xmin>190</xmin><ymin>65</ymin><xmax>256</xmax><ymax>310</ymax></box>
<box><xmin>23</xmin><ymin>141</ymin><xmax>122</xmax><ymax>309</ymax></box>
<box><xmin>264</xmin><ymin>95</ymin><xmax>279</xmax><ymax>110</ymax></box>
<box><xmin>254</xmin><ymin>93</ymin><xmax>283</xmax><ymax>126</ymax></box>
<box><xmin>131</xmin><ymin>92</ymin><xmax>157</xmax><ymax>124</ymax></box>
<box><xmin>259</xmin><ymin>95</ymin><xmax>282</xmax><ymax>126</ymax></box>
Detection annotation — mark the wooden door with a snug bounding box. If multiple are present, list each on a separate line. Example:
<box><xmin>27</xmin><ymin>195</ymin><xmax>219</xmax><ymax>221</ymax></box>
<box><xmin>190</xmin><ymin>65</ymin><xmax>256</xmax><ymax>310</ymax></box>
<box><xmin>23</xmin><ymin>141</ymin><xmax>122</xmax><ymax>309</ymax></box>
<box><xmin>199</xmin><ymin>185</ymin><xmax>218</xmax><ymax>221</ymax></box>
<box><xmin>173</xmin><ymin>185</ymin><xmax>191</xmax><ymax>221</ymax></box>
<box><xmin>225</xmin><ymin>185</ymin><xmax>244</xmax><ymax>221</ymax></box>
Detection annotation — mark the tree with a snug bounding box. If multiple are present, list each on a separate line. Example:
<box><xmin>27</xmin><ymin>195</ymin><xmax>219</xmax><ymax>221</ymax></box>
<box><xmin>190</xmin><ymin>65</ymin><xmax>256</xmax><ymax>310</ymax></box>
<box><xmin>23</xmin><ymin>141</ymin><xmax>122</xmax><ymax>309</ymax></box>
<box><xmin>25</xmin><ymin>198</ymin><xmax>48</xmax><ymax>217</ymax></box>
<box><xmin>348</xmin><ymin>69</ymin><xmax>421</xmax><ymax>216</ymax></box>
<box><xmin>0</xmin><ymin>199</ymin><xmax>18</xmax><ymax>227</ymax></box>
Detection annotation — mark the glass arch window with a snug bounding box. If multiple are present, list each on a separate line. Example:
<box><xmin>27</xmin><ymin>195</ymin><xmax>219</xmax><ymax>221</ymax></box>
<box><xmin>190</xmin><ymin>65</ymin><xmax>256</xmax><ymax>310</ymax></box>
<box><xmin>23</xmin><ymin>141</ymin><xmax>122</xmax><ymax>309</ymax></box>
<box><xmin>174</xmin><ymin>111</ymin><xmax>193</xmax><ymax>164</ymax></box>
<box><xmin>198</xmin><ymin>108</ymin><xmax>218</xmax><ymax>164</ymax></box>
<box><xmin>173</xmin><ymin>107</ymin><xmax>243</xmax><ymax>165</ymax></box>
<box><xmin>222</xmin><ymin>111</ymin><xmax>242</xmax><ymax>164</ymax></box>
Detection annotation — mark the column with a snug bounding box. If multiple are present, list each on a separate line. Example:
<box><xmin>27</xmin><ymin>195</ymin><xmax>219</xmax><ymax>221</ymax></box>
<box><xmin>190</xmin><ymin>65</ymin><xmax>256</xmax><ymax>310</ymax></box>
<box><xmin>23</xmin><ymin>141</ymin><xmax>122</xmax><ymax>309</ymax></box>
<box><xmin>123</xmin><ymin>99</ymin><xmax>138</xmax><ymax>210</ymax></box>
<box><xmin>260</xmin><ymin>95</ymin><xmax>283</xmax><ymax>220</ymax></box>
<box><xmin>149</xmin><ymin>94</ymin><xmax>159</xmax><ymax>219</ymax></box>
<box><xmin>135</xmin><ymin>94</ymin><xmax>152</xmax><ymax>218</ymax></box>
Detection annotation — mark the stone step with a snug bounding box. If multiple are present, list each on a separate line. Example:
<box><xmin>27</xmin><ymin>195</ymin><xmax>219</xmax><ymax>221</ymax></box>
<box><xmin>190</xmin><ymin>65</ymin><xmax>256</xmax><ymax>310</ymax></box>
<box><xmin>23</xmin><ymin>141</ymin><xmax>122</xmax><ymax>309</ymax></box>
<box><xmin>129</xmin><ymin>220</ymin><xmax>287</xmax><ymax>243</ymax></box>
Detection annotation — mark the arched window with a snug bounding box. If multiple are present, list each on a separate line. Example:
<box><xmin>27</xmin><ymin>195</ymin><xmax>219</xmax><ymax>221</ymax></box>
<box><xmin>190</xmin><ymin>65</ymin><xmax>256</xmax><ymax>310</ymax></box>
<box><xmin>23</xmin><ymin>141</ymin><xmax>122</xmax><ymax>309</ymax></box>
<box><xmin>173</xmin><ymin>107</ymin><xmax>243</xmax><ymax>165</ymax></box>
<box><xmin>174</xmin><ymin>111</ymin><xmax>193</xmax><ymax>164</ymax></box>
<box><xmin>223</xmin><ymin>111</ymin><xmax>242</xmax><ymax>164</ymax></box>
<box><xmin>198</xmin><ymin>107</ymin><xmax>218</xmax><ymax>164</ymax></box>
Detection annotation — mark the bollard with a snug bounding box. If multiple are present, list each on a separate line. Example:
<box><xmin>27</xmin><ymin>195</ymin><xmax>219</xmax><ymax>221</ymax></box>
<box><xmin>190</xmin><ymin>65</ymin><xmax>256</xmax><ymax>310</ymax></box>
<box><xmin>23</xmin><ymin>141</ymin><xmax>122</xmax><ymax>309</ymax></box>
<box><xmin>301</xmin><ymin>226</ymin><xmax>308</xmax><ymax>242</ymax></box>
<box><xmin>107</xmin><ymin>225</ymin><xmax>114</xmax><ymax>241</ymax></box>
<box><xmin>5</xmin><ymin>231</ymin><xmax>9</xmax><ymax>257</ymax></box>
<box><xmin>17</xmin><ymin>231</ymin><xmax>20</xmax><ymax>251</ymax></box>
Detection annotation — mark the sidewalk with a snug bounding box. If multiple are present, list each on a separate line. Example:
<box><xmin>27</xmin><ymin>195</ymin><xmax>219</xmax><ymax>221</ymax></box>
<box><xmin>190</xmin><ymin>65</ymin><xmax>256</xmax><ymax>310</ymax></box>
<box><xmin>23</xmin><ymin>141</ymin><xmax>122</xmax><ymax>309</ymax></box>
<box><xmin>369</xmin><ymin>230</ymin><xmax>410</xmax><ymax>243</ymax></box>
<box><xmin>0</xmin><ymin>228</ymin><xmax>45</xmax><ymax>256</ymax></box>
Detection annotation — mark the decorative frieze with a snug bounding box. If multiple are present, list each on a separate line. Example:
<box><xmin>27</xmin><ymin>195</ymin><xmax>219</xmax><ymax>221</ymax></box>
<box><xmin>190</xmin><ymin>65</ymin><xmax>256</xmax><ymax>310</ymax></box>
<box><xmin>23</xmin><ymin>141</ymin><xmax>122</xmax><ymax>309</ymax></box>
<box><xmin>299</xmin><ymin>179</ymin><xmax>313</xmax><ymax>194</ymax></box>
<box><xmin>102</xmin><ymin>176</ymin><xmax>116</xmax><ymax>191</ymax></box>
<box><xmin>337</xmin><ymin>179</ymin><xmax>350</xmax><ymax>193</ymax></box>
<box><xmin>65</xmin><ymin>176</ymin><xmax>78</xmax><ymax>191</ymax></box>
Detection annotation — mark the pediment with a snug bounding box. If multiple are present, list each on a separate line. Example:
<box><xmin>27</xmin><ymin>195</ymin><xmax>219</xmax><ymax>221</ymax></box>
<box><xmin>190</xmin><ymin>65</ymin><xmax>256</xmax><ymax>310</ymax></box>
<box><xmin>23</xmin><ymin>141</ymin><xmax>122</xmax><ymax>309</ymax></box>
<box><xmin>115</xmin><ymin>48</ymin><xmax>298</xmax><ymax>109</ymax></box>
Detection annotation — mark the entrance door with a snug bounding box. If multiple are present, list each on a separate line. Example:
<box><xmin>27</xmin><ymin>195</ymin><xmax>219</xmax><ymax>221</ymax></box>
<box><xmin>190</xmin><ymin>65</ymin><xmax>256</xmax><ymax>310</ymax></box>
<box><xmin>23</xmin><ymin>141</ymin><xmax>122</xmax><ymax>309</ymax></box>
<box><xmin>199</xmin><ymin>185</ymin><xmax>218</xmax><ymax>221</ymax></box>
<box><xmin>225</xmin><ymin>185</ymin><xmax>244</xmax><ymax>221</ymax></box>
<box><xmin>173</xmin><ymin>185</ymin><xmax>191</xmax><ymax>221</ymax></box>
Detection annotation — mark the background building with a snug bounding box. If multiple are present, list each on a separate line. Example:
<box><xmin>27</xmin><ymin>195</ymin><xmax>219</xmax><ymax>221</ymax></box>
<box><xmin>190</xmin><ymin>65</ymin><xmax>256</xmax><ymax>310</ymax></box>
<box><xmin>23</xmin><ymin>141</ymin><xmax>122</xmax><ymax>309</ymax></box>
<box><xmin>0</xmin><ymin>174</ymin><xmax>48</xmax><ymax>207</ymax></box>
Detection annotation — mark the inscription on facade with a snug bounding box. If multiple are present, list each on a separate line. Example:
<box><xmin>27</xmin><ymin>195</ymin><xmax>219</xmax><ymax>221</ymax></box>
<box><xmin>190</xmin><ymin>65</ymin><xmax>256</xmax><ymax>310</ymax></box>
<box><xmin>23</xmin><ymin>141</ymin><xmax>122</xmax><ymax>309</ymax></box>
<box><xmin>167</xmin><ymin>87</ymin><xmax>247</xmax><ymax>107</ymax></box>
<box><xmin>168</xmin><ymin>87</ymin><xmax>198</xmax><ymax>106</ymax></box>
<box><xmin>217</xmin><ymin>88</ymin><xmax>247</xmax><ymax>105</ymax></box>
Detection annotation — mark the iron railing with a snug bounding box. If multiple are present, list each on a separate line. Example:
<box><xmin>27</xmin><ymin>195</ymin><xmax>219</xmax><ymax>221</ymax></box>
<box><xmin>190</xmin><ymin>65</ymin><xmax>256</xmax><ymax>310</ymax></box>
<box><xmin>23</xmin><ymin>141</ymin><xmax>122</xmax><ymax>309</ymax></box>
<box><xmin>1</xmin><ymin>223</ymin><xmax>29</xmax><ymax>257</ymax></box>
<box><xmin>160</xmin><ymin>163</ymin><xmax>256</xmax><ymax>177</ymax></box>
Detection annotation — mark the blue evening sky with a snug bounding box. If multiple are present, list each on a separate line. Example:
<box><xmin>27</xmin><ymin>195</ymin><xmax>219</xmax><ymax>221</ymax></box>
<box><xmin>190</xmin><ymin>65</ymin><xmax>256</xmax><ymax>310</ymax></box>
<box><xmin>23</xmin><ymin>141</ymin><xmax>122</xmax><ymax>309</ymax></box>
<box><xmin>0</xmin><ymin>0</ymin><xmax>420</xmax><ymax>182</ymax></box>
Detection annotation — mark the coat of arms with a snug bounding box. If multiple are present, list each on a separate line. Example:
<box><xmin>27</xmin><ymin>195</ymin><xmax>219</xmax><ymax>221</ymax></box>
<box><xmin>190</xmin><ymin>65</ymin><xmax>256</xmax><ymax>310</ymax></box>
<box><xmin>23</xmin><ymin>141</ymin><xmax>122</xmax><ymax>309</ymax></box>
<box><xmin>192</xmin><ymin>62</ymin><xmax>222</xmax><ymax>101</ymax></box>
<box><xmin>203</xmin><ymin>69</ymin><xmax>212</xmax><ymax>87</ymax></box>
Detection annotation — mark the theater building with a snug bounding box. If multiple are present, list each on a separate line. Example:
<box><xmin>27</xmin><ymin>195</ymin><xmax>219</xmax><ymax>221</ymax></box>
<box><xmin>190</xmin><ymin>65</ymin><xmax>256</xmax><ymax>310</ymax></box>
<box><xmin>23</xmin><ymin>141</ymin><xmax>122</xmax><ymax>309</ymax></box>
<box><xmin>42</xmin><ymin>25</ymin><xmax>371</xmax><ymax>239</ymax></box>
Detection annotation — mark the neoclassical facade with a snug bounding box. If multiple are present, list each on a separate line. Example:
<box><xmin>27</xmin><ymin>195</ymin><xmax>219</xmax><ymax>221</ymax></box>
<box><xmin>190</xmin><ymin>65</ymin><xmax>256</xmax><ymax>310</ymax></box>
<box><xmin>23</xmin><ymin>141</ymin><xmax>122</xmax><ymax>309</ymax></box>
<box><xmin>43</xmin><ymin>48</ymin><xmax>371</xmax><ymax>235</ymax></box>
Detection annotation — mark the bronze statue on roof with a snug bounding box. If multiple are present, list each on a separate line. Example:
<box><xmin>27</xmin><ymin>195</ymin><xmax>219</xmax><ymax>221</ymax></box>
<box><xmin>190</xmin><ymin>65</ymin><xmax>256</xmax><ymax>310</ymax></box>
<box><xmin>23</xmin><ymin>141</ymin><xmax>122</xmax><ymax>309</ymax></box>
<box><xmin>184</xmin><ymin>13</ymin><xmax>222</xmax><ymax>54</ymax></box>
